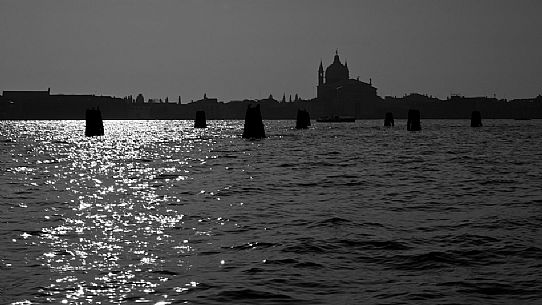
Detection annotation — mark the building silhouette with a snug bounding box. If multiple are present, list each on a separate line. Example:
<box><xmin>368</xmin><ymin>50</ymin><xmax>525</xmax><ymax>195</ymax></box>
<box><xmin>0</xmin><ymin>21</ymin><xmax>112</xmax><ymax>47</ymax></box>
<box><xmin>3</xmin><ymin>88</ymin><xmax>51</xmax><ymax>102</ymax></box>
<box><xmin>316</xmin><ymin>51</ymin><xmax>379</xmax><ymax>116</ymax></box>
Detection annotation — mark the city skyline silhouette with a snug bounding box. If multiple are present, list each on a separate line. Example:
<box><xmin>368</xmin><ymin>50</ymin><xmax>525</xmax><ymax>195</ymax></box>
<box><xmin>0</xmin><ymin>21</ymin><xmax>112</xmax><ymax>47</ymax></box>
<box><xmin>2</xmin><ymin>50</ymin><xmax>541</xmax><ymax>120</ymax></box>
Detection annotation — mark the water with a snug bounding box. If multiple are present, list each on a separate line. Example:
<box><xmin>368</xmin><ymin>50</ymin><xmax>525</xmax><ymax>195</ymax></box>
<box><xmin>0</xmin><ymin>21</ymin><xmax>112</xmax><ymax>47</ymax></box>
<box><xmin>1</xmin><ymin>120</ymin><xmax>541</xmax><ymax>304</ymax></box>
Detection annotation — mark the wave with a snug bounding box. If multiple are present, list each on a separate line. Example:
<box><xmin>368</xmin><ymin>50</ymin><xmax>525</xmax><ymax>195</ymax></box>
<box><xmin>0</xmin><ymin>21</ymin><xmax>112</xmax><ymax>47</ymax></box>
<box><xmin>150</xmin><ymin>269</ymin><xmax>179</xmax><ymax>276</ymax></box>
<box><xmin>337</xmin><ymin>239</ymin><xmax>411</xmax><ymax>251</ymax></box>
<box><xmin>308</xmin><ymin>217</ymin><xmax>353</xmax><ymax>227</ymax></box>
<box><xmin>208</xmin><ymin>289</ymin><xmax>297</xmax><ymax>303</ymax></box>
<box><xmin>436</xmin><ymin>280</ymin><xmax>540</xmax><ymax>298</ymax></box>
<box><xmin>378</xmin><ymin>245</ymin><xmax>538</xmax><ymax>271</ymax></box>
<box><xmin>154</xmin><ymin>173</ymin><xmax>182</xmax><ymax>180</ymax></box>
<box><xmin>282</xmin><ymin>241</ymin><xmax>332</xmax><ymax>254</ymax></box>
<box><xmin>224</xmin><ymin>242</ymin><xmax>279</xmax><ymax>251</ymax></box>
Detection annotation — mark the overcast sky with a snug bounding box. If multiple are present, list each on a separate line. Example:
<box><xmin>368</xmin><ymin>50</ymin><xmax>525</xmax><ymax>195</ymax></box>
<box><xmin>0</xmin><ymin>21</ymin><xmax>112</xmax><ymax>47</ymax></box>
<box><xmin>1</xmin><ymin>0</ymin><xmax>541</xmax><ymax>102</ymax></box>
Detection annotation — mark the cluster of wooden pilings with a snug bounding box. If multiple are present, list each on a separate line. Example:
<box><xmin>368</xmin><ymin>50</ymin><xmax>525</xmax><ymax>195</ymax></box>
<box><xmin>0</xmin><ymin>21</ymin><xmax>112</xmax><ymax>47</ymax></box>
<box><xmin>85</xmin><ymin>107</ymin><xmax>104</xmax><ymax>137</ymax></box>
<box><xmin>194</xmin><ymin>111</ymin><xmax>207</xmax><ymax>128</ymax></box>
<box><xmin>296</xmin><ymin>109</ymin><xmax>311</xmax><ymax>129</ymax></box>
<box><xmin>384</xmin><ymin>112</ymin><xmax>394</xmax><ymax>127</ymax></box>
<box><xmin>471</xmin><ymin>111</ymin><xmax>483</xmax><ymax>127</ymax></box>
<box><xmin>85</xmin><ymin>106</ymin><xmax>484</xmax><ymax>137</ymax></box>
<box><xmin>242</xmin><ymin>104</ymin><xmax>266</xmax><ymax>139</ymax></box>
<box><xmin>383</xmin><ymin>109</ymin><xmax>483</xmax><ymax>131</ymax></box>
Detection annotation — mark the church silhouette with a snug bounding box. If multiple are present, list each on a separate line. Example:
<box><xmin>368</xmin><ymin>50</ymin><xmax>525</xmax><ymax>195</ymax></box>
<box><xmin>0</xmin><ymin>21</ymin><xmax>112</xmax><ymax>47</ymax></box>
<box><xmin>316</xmin><ymin>51</ymin><xmax>379</xmax><ymax>116</ymax></box>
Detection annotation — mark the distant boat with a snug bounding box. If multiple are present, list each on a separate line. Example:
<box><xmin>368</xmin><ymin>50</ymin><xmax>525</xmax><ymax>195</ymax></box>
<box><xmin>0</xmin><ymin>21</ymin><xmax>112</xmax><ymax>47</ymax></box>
<box><xmin>316</xmin><ymin>116</ymin><xmax>356</xmax><ymax>123</ymax></box>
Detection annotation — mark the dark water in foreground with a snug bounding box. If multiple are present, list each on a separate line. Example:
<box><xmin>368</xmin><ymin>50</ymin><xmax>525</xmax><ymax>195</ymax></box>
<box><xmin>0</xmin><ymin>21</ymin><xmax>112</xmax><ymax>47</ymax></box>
<box><xmin>1</xmin><ymin>120</ymin><xmax>541</xmax><ymax>305</ymax></box>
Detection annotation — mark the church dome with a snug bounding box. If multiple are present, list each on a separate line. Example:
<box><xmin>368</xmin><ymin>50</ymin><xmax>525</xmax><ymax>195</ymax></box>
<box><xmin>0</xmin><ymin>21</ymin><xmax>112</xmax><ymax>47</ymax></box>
<box><xmin>325</xmin><ymin>52</ymin><xmax>349</xmax><ymax>84</ymax></box>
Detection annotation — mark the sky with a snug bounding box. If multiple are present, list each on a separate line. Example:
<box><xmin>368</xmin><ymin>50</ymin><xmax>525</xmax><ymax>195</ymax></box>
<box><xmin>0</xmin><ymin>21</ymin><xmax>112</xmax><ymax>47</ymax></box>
<box><xmin>1</xmin><ymin>0</ymin><xmax>541</xmax><ymax>102</ymax></box>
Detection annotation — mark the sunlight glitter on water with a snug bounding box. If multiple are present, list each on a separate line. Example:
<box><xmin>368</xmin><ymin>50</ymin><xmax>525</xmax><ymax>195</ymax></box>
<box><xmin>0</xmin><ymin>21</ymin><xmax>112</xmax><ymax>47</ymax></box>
<box><xmin>1</xmin><ymin>119</ymin><xmax>541</xmax><ymax>304</ymax></box>
<box><xmin>13</xmin><ymin>120</ymin><xmax>238</xmax><ymax>303</ymax></box>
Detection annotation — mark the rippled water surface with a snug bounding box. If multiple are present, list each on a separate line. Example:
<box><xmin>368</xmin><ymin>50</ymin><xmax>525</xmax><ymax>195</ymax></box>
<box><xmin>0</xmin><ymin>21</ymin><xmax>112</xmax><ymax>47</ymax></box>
<box><xmin>1</xmin><ymin>120</ymin><xmax>541</xmax><ymax>304</ymax></box>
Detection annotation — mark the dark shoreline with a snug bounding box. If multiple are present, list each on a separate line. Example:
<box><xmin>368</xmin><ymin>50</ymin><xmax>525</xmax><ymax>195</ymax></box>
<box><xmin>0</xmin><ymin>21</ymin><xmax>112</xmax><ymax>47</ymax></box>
<box><xmin>2</xmin><ymin>91</ymin><xmax>541</xmax><ymax>120</ymax></box>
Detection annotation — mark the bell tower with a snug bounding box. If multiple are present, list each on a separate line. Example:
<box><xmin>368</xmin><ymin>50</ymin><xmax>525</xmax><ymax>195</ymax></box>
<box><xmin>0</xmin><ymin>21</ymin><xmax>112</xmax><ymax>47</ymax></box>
<box><xmin>317</xmin><ymin>61</ymin><xmax>324</xmax><ymax>98</ymax></box>
<box><xmin>318</xmin><ymin>61</ymin><xmax>324</xmax><ymax>86</ymax></box>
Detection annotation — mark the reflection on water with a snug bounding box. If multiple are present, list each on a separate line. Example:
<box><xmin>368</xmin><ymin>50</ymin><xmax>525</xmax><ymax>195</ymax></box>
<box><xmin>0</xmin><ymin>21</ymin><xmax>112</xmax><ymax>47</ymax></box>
<box><xmin>1</xmin><ymin>120</ymin><xmax>541</xmax><ymax>304</ymax></box>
